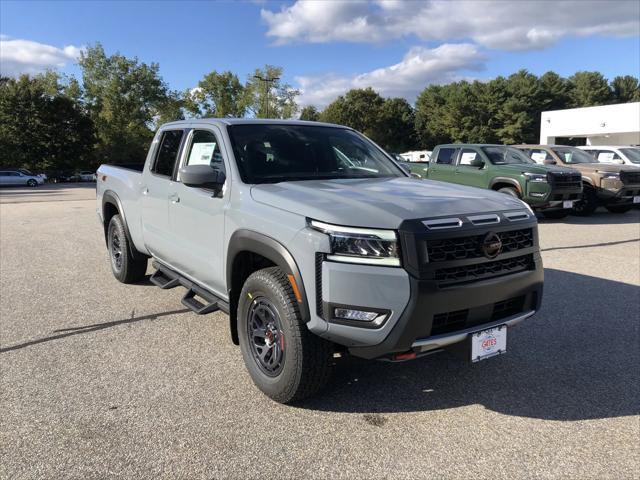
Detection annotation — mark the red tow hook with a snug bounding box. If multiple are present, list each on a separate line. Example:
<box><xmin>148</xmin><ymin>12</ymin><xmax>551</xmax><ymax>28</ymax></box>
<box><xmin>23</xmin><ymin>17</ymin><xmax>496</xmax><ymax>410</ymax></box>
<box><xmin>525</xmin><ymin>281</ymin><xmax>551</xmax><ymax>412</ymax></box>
<box><xmin>392</xmin><ymin>351</ymin><xmax>417</xmax><ymax>361</ymax></box>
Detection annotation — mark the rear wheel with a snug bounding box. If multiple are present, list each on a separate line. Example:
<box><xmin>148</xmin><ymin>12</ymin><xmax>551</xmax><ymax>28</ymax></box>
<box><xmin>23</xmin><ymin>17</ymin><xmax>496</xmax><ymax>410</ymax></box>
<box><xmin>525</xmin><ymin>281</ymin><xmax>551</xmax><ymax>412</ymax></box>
<box><xmin>107</xmin><ymin>214</ymin><xmax>148</xmax><ymax>283</ymax></box>
<box><xmin>572</xmin><ymin>186</ymin><xmax>598</xmax><ymax>216</ymax></box>
<box><xmin>541</xmin><ymin>210</ymin><xmax>569</xmax><ymax>219</ymax></box>
<box><xmin>238</xmin><ymin>267</ymin><xmax>333</xmax><ymax>404</ymax></box>
<box><xmin>498</xmin><ymin>186</ymin><xmax>520</xmax><ymax>198</ymax></box>
<box><xmin>27</xmin><ymin>179</ymin><xmax>37</xmax><ymax>187</ymax></box>
<box><xmin>605</xmin><ymin>205</ymin><xmax>632</xmax><ymax>214</ymax></box>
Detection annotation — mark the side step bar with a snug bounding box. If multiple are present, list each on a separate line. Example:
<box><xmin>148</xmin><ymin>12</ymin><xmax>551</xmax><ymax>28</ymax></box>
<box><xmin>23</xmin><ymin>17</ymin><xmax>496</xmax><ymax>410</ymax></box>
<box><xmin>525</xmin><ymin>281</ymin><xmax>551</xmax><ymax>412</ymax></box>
<box><xmin>151</xmin><ymin>261</ymin><xmax>229</xmax><ymax>315</ymax></box>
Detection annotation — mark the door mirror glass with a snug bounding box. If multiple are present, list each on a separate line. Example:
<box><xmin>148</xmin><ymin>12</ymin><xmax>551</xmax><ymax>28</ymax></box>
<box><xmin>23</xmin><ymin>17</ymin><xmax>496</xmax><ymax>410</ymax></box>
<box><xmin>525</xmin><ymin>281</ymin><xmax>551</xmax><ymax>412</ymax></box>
<box><xmin>180</xmin><ymin>165</ymin><xmax>226</xmax><ymax>192</ymax></box>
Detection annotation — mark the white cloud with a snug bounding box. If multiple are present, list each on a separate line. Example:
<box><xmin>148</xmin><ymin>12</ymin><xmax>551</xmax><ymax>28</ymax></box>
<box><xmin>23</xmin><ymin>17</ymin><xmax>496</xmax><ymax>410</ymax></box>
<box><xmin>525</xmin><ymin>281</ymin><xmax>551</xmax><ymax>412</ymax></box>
<box><xmin>0</xmin><ymin>37</ymin><xmax>83</xmax><ymax>77</ymax></box>
<box><xmin>262</xmin><ymin>0</ymin><xmax>640</xmax><ymax>51</ymax></box>
<box><xmin>296</xmin><ymin>43</ymin><xmax>485</xmax><ymax>108</ymax></box>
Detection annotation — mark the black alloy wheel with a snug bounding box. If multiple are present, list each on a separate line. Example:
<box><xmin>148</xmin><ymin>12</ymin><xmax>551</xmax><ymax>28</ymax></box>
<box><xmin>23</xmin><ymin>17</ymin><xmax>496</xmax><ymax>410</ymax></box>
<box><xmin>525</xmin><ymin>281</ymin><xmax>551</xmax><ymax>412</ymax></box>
<box><xmin>247</xmin><ymin>296</ymin><xmax>286</xmax><ymax>376</ymax></box>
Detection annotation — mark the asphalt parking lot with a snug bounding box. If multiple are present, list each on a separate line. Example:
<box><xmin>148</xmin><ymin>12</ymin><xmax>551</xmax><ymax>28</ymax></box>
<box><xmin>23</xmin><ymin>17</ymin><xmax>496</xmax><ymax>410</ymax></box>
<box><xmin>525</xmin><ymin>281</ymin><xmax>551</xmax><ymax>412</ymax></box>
<box><xmin>1</xmin><ymin>184</ymin><xmax>639</xmax><ymax>479</ymax></box>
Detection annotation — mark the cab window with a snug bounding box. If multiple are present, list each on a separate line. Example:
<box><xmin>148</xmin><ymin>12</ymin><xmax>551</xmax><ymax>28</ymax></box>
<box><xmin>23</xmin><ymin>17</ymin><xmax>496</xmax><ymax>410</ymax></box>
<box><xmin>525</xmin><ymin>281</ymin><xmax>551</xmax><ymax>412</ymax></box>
<box><xmin>458</xmin><ymin>149</ymin><xmax>480</xmax><ymax>166</ymax></box>
<box><xmin>152</xmin><ymin>130</ymin><xmax>184</xmax><ymax>177</ymax></box>
<box><xmin>185</xmin><ymin>130</ymin><xmax>226</xmax><ymax>174</ymax></box>
<box><xmin>529</xmin><ymin>149</ymin><xmax>553</xmax><ymax>164</ymax></box>
<box><xmin>435</xmin><ymin>148</ymin><xmax>458</xmax><ymax>165</ymax></box>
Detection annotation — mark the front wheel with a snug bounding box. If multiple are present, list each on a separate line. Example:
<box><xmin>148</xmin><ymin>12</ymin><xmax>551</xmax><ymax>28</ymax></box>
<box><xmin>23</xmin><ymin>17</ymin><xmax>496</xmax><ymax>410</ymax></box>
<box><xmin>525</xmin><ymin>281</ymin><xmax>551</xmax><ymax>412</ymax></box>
<box><xmin>27</xmin><ymin>179</ymin><xmax>37</xmax><ymax>187</ymax></box>
<box><xmin>238</xmin><ymin>267</ymin><xmax>333</xmax><ymax>404</ymax></box>
<box><xmin>572</xmin><ymin>187</ymin><xmax>598</xmax><ymax>216</ymax></box>
<box><xmin>498</xmin><ymin>186</ymin><xmax>520</xmax><ymax>198</ymax></box>
<box><xmin>605</xmin><ymin>205</ymin><xmax>632</xmax><ymax>214</ymax></box>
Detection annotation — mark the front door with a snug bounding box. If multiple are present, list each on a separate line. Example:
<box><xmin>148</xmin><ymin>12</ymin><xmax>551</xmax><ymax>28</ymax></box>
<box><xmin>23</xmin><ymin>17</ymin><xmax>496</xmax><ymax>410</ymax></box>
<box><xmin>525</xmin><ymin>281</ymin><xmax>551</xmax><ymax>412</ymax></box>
<box><xmin>428</xmin><ymin>147</ymin><xmax>459</xmax><ymax>184</ymax></box>
<box><xmin>167</xmin><ymin>127</ymin><xmax>228</xmax><ymax>297</ymax></box>
<box><xmin>454</xmin><ymin>148</ymin><xmax>488</xmax><ymax>188</ymax></box>
<box><xmin>141</xmin><ymin>129</ymin><xmax>185</xmax><ymax>261</ymax></box>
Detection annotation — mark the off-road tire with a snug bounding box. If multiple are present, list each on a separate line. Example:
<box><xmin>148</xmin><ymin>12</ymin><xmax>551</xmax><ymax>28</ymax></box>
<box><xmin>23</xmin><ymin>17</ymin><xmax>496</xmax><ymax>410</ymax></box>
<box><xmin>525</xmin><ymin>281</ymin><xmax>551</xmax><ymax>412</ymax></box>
<box><xmin>498</xmin><ymin>186</ymin><xmax>520</xmax><ymax>198</ymax></box>
<box><xmin>572</xmin><ymin>186</ymin><xmax>598</xmax><ymax>216</ymax></box>
<box><xmin>238</xmin><ymin>267</ymin><xmax>333</xmax><ymax>404</ymax></box>
<box><xmin>541</xmin><ymin>210</ymin><xmax>569</xmax><ymax>219</ymax></box>
<box><xmin>107</xmin><ymin>214</ymin><xmax>148</xmax><ymax>283</ymax></box>
<box><xmin>605</xmin><ymin>205</ymin><xmax>632</xmax><ymax>214</ymax></box>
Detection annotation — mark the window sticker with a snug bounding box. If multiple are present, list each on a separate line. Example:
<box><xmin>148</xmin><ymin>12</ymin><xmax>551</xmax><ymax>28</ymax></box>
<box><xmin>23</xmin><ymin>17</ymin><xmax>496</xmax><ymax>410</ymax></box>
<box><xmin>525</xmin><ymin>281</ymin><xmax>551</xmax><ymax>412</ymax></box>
<box><xmin>188</xmin><ymin>142</ymin><xmax>217</xmax><ymax>166</ymax></box>
<box><xmin>531</xmin><ymin>152</ymin><xmax>547</xmax><ymax>163</ymax></box>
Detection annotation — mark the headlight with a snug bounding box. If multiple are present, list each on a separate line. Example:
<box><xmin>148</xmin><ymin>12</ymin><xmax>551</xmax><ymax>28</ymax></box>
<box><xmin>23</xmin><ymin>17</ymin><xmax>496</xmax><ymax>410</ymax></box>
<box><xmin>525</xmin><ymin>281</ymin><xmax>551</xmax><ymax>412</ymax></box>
<box><xmin>524</xmin><ymin>173</ymin><xmax>547</xmax><ymax>183</ymax></box>
<box><xmin>309</xmin><ymin>220</ymin><xmax>400</xmax><ymax>266</ymax></box>
<box><xmin>601</xmin><ymin>173</ymin><xmax>620</xmax><ymax>180</ymax></box>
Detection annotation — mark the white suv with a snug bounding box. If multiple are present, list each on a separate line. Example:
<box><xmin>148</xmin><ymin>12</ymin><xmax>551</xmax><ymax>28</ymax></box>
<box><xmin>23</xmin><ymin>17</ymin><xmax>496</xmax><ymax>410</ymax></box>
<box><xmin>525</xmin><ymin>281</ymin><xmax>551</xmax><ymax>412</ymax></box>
<box><xmin>578</xmin><ymin>146</ymin><xmax>640</xmax><ymax>166</ymax></box>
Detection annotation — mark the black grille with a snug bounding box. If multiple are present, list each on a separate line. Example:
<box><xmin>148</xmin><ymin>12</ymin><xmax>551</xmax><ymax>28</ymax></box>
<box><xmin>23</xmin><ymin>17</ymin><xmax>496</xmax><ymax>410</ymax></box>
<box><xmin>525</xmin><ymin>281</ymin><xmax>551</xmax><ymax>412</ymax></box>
<box><xmin>435</xmin><ymin>254</ymin><xmax>534</xmax><ymax>286</ymax></box>
<box><xmin>548</xmin><ymin>172</ymin><xmax>582</xmax><ymax>190</ymax></box>
<box><xmin>430</xmin><ymin>295</ymin><xmax>526</xmax><ymax>336</ymax></box>
<box><xmin>621</xmin><ymin>170</ymin><xmax>640</xmax><ymax>185</ymax></box>
<box><xmin>426</xmin><ymin>229</ymin><xmax>533</xmax><ymax>263</ymax></box>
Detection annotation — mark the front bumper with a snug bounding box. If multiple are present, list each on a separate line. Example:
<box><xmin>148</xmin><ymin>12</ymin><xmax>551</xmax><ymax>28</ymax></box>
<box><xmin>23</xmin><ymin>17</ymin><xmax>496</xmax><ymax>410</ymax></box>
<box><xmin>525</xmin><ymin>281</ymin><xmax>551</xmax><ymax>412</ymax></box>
<box><xmin>596</xmin><ymin>183</ymin><xmax>640</xmax><ymax>205</ymax></box>
<box><xmin>525</xmin><ymin>185</ymin><xmax>582</xmax><ymax>210</ymax></box>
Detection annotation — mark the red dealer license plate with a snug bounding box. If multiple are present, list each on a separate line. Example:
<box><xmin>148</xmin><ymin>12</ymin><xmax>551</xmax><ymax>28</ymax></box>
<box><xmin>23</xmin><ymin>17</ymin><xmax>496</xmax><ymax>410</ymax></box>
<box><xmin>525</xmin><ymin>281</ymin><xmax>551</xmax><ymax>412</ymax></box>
<box><xmin>471</xmin><ymin>325</ymin><xmax>507</xmax><ymax>362</ymax></box>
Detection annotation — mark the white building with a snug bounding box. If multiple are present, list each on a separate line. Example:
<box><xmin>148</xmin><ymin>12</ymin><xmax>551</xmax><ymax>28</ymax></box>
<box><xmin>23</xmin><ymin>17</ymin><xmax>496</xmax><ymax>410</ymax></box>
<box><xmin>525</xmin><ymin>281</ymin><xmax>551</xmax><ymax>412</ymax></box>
<box><xmin>539</xmin><ymin>102</ymin><xmax>640</xmax><ymax>146</ymax></box>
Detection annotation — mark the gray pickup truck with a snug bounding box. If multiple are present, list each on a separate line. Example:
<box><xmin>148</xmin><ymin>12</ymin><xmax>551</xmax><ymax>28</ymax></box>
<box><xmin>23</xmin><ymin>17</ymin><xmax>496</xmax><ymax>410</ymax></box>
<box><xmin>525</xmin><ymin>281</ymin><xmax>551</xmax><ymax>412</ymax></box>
<box><xmin>97</xmin><ymin>119</ymin><xmax>543</xmax><ymax>403</ymax></box>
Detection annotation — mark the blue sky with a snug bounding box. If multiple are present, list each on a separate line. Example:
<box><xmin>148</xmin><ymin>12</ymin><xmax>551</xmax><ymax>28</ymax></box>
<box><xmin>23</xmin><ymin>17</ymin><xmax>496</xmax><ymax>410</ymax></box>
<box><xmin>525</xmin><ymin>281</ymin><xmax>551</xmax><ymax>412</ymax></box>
<box><xmin>1</xmin><ymin>0</ymin><xmax>639</xmax><ymax>107</ymax></box>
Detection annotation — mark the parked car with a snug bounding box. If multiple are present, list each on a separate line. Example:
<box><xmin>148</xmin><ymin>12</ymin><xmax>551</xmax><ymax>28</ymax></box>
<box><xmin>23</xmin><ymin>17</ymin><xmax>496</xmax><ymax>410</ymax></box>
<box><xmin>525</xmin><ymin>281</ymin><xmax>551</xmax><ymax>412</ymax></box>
<box><xmin>514</xmin><ymin>145</ymin><xmax>640</xmax><ymax>215</ymax></box>
<box><xmin>425</xmin><ymin>144</ymin><xmax>582</xmax><ymax>219</ymax></box>
<box><xmin>0</xmin><ymin>169</ymin><xmax>45</xmax><ymax>187</ymax></box>
<box><xmin>97</xmin><ymin>119</ymin><xmax>543</xmax><ymax>403</ymax></box>
<box><xmin>578</xmin><ymin>145</ymin><xmax>640</xmax><ymax>166</ymax></box>
<box><xmin>70</xmin><ymin>171</ymin><xmax>97</xmax><ymax>182</ymax></box>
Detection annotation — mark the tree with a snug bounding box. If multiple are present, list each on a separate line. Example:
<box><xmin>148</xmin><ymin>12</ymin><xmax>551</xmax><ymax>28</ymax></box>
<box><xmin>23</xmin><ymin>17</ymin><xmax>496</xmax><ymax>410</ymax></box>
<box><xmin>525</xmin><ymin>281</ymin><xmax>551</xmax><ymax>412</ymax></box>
<box><xmin>185</xmin><ymin>70</ymin><xmax>245</xmax><ymax>118</ymax></box>
<box><xmin>377</xmin><ymin>97</ymin><xmax>417</xmax><ymax>152</ymax></box>
<box><xmin>244</xmin><ymin>65</ymin><xmax>299</xmax><ymax>119</ymax></box>
<box><xmin>79</xmin><ymin>44</ymin><xmax>175</xmax><ymax>164</ymax></box>
<box><xmin>610</xmin><ymin>75</ymin><xmax>640</xmax><ymax>103</ymax></box>
<box><xmin>495</xmin><ymin>70</ymin><xmax>543</xmax><ymax>144</ymax></box>
<box><xmin>569</xmin><ymin>71</ymin><xmax>612</xmax><ymax>107</ymax></box>
<box><xmin>415</xmin><ymin>84</ymin><xmax>450</xmax><ymax>148</ymax></box>
<box><xmin>0</xmin><ymin>74</ymin><xmax>94</xmax><ymax>172</ymax></box>
<box><xmin>299</xmin><ymin>105</ymin><xmax>320</xmax><ymax>121</ymax></box>
<box><xmin>538</xmin><ymin>71</ymin><xmax>573</xmax><ymax>112</ymax></box>
<box><xmin>321</xmin><ymin>88</ymin><xmax>385</xmax><ymax>139</ymax></box>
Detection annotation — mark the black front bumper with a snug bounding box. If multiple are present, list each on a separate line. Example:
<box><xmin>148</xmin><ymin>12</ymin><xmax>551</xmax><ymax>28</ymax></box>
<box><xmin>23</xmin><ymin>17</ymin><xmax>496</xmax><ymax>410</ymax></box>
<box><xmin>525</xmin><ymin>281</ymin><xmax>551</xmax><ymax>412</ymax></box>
<box><xmin>348</xmin><ymin>212</ymin><xmax>544</xmax><ymax>360</ymax></box>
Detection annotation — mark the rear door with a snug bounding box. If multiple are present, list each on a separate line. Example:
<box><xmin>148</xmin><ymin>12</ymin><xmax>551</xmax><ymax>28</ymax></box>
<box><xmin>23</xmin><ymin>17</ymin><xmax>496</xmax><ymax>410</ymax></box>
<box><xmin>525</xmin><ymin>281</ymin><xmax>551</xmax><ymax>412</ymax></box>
<box><xmin>454</xmin><ymin>148</ymin><xmax>488</xmax><ymax>187</ymax></box>
<box><xmin>428</xmin><ymin>147</ymin><xmax>459</xmax><ymax>183</ymax></box>
<box><xmin>141</xmin><ymin>129</ymin><xmax>185</xmax><ymax>261</ymax></box>
<box><xmin>167</xmin><ymin>126</ymin><xmax>228</xmax><ymax>296</ymax></box>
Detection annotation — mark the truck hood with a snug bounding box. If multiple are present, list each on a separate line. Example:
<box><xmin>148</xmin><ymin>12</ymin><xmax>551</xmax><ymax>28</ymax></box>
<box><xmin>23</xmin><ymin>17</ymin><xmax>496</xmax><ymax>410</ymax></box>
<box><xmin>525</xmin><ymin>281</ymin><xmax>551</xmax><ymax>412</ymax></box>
<box><xmin>498</xmin><ymin>163</ymin><xmax>579</xmax><ymax>175</ymax></box>
<box><xmin>568</xmin><ymin>162</ymin><xmax>640</xmax><ymax>174</ymax></box>
<box><xmin>250</xmin><ymin>177</ymin><xmax>526</xmax><ymax>229</ymax></box>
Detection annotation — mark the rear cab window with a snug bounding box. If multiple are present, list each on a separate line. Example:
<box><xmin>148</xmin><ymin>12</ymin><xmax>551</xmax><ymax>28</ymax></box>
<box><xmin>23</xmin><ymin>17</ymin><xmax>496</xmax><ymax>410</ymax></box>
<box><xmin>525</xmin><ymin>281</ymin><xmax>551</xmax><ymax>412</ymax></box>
<box><xmin>435</xmin><ymin>147</ymin><xmax>458</xmax><ymax>165</ymax></box>
<box><xmin>152</xmin><ymin>130</ymin><xmax>184</xmax><ymax>177</ymax></box>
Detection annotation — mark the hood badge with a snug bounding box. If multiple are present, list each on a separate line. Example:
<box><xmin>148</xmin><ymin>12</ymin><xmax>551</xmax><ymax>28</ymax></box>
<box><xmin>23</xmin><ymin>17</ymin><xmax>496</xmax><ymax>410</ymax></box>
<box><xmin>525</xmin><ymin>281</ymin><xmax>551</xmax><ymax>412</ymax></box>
<box><xmin>481</xmin><ymin>232</ymin><xmax>503</xmax><ymax>259</ymax></box>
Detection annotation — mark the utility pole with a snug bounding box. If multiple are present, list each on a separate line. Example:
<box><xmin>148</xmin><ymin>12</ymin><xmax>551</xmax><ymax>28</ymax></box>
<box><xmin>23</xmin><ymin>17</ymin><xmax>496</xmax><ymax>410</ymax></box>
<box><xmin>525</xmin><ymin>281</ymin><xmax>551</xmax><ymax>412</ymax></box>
<box><xmin>253</xmin><ymin>75</ymin><xmax>279</xmax><ymax>118</ymax></box>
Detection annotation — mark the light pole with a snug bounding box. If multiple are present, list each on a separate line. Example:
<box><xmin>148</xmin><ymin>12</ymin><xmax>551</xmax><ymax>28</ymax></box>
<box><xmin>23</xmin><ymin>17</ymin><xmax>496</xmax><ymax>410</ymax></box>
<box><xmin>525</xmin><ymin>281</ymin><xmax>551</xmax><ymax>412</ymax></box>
<box><xmin>253</xmin><ymin>75</ymin><xmax>279</xmax><ymax>118</ymax></box>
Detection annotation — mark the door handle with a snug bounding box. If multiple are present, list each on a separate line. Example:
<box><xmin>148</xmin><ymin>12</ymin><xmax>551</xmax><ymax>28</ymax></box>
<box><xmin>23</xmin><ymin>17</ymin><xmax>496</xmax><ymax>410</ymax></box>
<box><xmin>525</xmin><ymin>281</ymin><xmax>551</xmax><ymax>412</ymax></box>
<box><xmin>169</xmin><ymin>193</ymin><xmax>180</xmax><ymax>203</ymax></box>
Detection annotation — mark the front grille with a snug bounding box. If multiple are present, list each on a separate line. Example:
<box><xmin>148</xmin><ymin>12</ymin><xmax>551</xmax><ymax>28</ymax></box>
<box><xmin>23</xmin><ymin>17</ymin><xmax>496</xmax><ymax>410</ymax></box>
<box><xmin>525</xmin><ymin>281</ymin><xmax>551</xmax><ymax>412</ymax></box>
<box><xmin>426</xmin><ymin>228</ymin><xmax>533</xmax><ymax>263</ymax></box>
<box><xmin>621</xmin><ymin>170</ymin><xmax>640</xmax><ymax>185</ymax></box>
<box><xmin>548</xmin><ymin>172</ymin><xmax>582</xmax><ymax>190</ymax></box>
<box><xmin>435</xmin><ymin>254</ymin><xmax>534</xmax><ymax>286</ymax></box>
<box><xmin>430</xmin><ymin>295</ymin><xmax>527</xmax><ymax>336</ymax></box>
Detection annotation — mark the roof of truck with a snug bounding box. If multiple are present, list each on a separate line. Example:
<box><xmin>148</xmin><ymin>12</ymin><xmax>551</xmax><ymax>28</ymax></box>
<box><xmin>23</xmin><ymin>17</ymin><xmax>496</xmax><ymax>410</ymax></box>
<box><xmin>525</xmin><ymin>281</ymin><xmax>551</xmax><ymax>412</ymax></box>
<box><xmin>160</xmin><ymin>118</ymin><xmax>347</xmax><ymax>129</ymax></box>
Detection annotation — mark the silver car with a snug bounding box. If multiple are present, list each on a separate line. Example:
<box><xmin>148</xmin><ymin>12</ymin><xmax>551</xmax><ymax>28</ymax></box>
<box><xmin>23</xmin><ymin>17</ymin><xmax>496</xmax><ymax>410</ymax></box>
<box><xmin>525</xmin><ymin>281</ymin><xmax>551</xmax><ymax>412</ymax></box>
<box><xmin>0</xmin><ymin>170</ymin><xmax>45</xmax><ymax>187</ymax></box>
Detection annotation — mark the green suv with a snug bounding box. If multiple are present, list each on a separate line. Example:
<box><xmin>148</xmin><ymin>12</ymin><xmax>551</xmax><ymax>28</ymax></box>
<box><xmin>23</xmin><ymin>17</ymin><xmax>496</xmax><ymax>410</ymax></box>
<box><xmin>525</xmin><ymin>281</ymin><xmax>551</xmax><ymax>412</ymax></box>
<box><xmin>426</xmin><ymin>144</ymin><xmax>583</xmax><ymax>219</ymax></box>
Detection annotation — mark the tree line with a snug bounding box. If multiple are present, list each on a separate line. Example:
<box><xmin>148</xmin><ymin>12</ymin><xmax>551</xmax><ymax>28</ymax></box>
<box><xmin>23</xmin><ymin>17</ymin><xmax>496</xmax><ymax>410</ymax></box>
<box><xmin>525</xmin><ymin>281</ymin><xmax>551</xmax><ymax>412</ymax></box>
<box><xmin>1</xmin><ymin>42</ymin><xmax>638</xmax><ymax>173</ymax></box>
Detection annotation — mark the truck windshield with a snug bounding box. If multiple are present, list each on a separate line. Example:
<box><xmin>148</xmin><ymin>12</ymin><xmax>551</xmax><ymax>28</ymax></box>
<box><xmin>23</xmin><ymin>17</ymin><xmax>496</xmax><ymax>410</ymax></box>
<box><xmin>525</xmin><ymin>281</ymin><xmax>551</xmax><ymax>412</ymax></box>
<box><xmin>481</xmin><ymin>146</ymin><xmax>534</xmax><ymax>165</ymax></box>
<box><xmin>227</xmin><ymin>124</ymin><xmax>405</xmax><ymax>184</ymax></box>
<box><xmin>620</xmin><ymin>148</ymin><xmax>640</xmax><ymax>164</ymax></box>
<box><xmin>551</xmin><ymin>147</ymin><xmax>597</xmax><ymax>164</ymax></box>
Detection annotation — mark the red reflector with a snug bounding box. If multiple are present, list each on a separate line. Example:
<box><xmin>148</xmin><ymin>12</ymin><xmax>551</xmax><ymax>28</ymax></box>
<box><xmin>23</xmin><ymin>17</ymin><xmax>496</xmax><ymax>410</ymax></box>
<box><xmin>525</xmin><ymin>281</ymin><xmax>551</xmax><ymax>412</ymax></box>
<box><xmin>393</xmin><ymin>351</ymin><xmax>417</xmax><ymax>361</ymax></box>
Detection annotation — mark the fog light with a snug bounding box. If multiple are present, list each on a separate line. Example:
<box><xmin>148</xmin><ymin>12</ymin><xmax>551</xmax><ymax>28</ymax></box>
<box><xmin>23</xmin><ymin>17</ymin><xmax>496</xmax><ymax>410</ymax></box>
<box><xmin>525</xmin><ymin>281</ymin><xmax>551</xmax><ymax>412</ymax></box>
<box><xmin>334</xmin><ymin>308</ymin><xmax>379</xmax><ymax>321</ymax></box>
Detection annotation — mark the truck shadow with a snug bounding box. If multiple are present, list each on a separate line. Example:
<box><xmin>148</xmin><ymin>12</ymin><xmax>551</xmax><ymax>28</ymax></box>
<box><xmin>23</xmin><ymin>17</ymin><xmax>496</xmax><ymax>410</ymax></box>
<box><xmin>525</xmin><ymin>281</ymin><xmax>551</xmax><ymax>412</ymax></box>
<box><xmin>537</xmin><ymin>209</ymin><xmax>640</xmax><ymax>225</ymax></box>
<box><xmin>298</xmin><ymin>268</ymin><xmax>640</xmax><ymax>421</ymax></box>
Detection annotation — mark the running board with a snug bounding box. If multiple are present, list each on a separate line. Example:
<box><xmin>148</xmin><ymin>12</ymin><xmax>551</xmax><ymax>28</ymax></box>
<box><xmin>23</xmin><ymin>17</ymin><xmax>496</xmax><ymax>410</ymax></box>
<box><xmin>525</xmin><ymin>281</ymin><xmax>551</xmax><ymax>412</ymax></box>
<box><xmin>151</xmin><ymin>262</ymin><xmax>229</xmax><ymax>315</ymax></box>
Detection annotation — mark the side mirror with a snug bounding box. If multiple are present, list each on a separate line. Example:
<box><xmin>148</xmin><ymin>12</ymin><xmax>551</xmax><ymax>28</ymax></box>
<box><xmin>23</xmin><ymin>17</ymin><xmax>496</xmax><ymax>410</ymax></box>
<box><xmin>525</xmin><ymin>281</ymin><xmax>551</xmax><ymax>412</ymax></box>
<box><xmin>469</xmin><ymin>158</ymin><xmax>485</xmax><ymax>168</ymax></box>
<box><xmin>543</xmin><ymin>158</ymin><xmax>557</xmax><ymax>165</ymax></box>
<box><xmin>180</xmin><ymin>165</ymin><xmax>226</xmax><ymax>193</ymax></box>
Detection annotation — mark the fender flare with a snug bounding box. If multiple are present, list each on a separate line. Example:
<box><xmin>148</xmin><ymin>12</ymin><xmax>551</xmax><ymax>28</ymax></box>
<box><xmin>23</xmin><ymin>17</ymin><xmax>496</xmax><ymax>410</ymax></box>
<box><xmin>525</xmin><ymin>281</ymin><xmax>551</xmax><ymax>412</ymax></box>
<box><xmin>227</xmin><ymin>230</ymin><xmax>310</xmax><ymax>324</ymax></box>
<box><xmin>490</xmin><ymin>177</ymin><xmax>523</xmax><ymax>195</ymax></box>
<box><xmin>102</xmin><ymin>190</ymin><xmax>146</xmax><ymax>260</ymax></box>
<box><xmin>581</xmin><ymin>176</ymin><xmax>596</xmax><ymax>187</ymax></box>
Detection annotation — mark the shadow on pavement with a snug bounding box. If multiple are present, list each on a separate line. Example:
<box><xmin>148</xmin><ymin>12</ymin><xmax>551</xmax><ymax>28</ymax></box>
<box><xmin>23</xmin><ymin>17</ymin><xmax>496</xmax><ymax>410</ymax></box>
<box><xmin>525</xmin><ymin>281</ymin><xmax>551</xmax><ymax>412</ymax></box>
<box><xmin>537</xmin><ymin>209</ymin><xmax>640</xmax><ymax>226</ymax></box>
<box><xmin>298</xmin><ymin>268</ymin><xmax>640</xmax><ymax>421</ymax></box>
<box><xmin>0</xmin><ymin>308</ymin><xmax>190</xmax><ymax>353</ymax></box>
